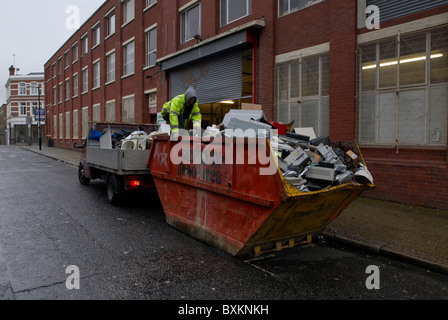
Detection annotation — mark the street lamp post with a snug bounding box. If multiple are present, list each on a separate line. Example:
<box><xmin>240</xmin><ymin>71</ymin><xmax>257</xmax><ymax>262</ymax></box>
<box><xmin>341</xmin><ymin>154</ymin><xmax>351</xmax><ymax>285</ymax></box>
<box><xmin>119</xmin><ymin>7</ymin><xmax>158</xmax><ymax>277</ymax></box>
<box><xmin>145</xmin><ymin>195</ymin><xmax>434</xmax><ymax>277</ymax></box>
<box><xmin>38</xmin><ymin>87</ymin><xmax>42</xmax><ymax>151</ymax></box>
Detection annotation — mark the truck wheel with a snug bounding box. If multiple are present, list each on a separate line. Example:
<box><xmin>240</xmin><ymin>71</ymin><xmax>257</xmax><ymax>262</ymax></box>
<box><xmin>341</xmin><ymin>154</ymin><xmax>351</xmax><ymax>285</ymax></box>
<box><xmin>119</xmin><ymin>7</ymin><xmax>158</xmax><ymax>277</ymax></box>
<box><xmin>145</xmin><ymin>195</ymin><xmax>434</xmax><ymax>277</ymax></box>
<box><xmin>106</xmin><ymin>174</ymin><xmax>121</xmax><ymax>205</ymax></box>
<box><xmin>78</xmin><ymin>164</ymin><xmax>90</xmax><ymax>186</ymax></box>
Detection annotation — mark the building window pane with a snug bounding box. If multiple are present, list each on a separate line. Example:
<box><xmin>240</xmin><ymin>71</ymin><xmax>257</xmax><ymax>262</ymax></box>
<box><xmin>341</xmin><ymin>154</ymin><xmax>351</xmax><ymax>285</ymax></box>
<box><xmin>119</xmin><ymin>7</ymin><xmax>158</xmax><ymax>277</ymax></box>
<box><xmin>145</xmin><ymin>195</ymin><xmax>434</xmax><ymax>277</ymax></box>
<box><xmin>123</xmin><ymin>41</ymin><xmax>135</xmax><ymax>75</ymax></box>
<box><xmin>107</xmin><ymin>13</ymin><xmax>115</xmax><ymax>36</ymax></box>
<box><xmin>181</xmin><ymin>4</ymin><xmax>200</xmax><ymax>44</ymax></box>
<box><xmin>30</xmin><ymin>82</ymin><xmax>39</xmax><ymax>95</ymax></box>
<box><xmin>66</xmin><ymin>79</ymin><xmax>70</xmax><ymax>99</ymax></box>
<box><xmin>146</xmin><ymin>0</ymin><xmax>156</xmax><ymax>8</ymax></box>
<box><xmin>73</xmin><ymin>44</ymin><xmax>79</xmax><ymax>61</ymax></box>
<box><xmin>279</xmin><ymin>0</ymin><xmax>324</xmax><ymax>17</ymax></box>
<box><xmin>221</xmin><ymin>0</ymin><xmax>251</xmax><ymax>26</ymax></box>
<box><xmin>146</xmin><ymin>28</ymin><xmax>157</xmax><ymax>67</ymax></box>
<box><xmin>92</xmin><ymin>25</ymin><xmax>100</xmax><ymax>47</ymax></box>
<box><xmin>400</xmin><ymin>32</ymin><xmax>427</xmax><ymax>86</ymax></box>
<box><xmin>73</xmin><ymin>74</ymin><xmax>78</xmax><ymax>96</ymax></box>
<box><xmin>82</xmin><ymin>36</ymin><xmax>88</xmax><ymax>55</ymax></box>
<box><xmin>107</xmin><ymin>52</ymin><xmax>116</xmax><ymax>82</ymax></box>
<box><xmin>19</xmin><ymin>83</ymin><xmax>26</xmax><ymax>95</ymax></box>
<box><xmin>20</xmin><ymin>102</ymin><xmax>27</xmax><ymax>116</ymax></box>
<box><xmin>358</xmin><ymin>27</ymin><xmax>447</xmax><ymax>146</ymax></box>
<box><xmin>275</xmin><ymin>53</ymin><xmax>330</xmax><ymax>136</ymax></box>
<box><xmin>379</xmin><ymin>38</ymin><xmax>397</xmax><ymax>88</ymax></box>
<box><xmin>123</xmin><ymin>0</ymin><xmax>135</xmax><ymax>24</ymax></box>
<box><xmin>82</xmin><ymin>68</ymin><xmax>88</xmax><ymax>93</ymax></box>
<box><xmin>431</xmin><ymin>27</ymin><xmax>448</xmax><ymax>84</ymax></box>
<box><xmin>93</xmin><ymin>61</ymin><xmax>100</xmax><ymax>88</ymax></box>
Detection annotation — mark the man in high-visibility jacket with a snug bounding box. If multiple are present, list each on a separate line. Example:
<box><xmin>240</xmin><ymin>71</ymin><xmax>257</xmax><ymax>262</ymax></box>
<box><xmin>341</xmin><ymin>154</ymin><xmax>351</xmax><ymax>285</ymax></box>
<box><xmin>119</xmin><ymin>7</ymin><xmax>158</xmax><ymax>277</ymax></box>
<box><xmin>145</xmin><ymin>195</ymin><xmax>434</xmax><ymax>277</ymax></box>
<box><xmin>161</xmin><ymin>86</ymin><xmax>202</xmax><ymax>137</ymax></box>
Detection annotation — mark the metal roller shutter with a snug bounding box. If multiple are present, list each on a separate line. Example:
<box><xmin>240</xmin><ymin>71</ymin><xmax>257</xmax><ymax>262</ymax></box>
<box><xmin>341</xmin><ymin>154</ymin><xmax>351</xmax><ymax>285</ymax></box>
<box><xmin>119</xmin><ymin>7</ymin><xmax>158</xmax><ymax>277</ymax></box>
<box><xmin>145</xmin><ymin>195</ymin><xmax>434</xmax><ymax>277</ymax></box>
<box><xmin>367</xmin><ymin>0</ymin><xmax>448</xmax><ymax>22</ymax></box>
<box><xmin>169</xmin><ymin>49</ymin><xmax>243</xmax><ymax>104</ymax></box>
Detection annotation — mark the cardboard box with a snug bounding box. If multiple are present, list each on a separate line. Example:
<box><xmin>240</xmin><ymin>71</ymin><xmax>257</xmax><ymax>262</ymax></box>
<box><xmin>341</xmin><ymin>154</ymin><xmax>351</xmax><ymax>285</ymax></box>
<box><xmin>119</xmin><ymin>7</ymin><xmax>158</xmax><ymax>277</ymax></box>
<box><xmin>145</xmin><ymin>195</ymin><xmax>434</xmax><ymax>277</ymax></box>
<box><xmin>241</xmin><ymin>103</ymin><xmax>262</xmax><ymax>110</ymax></box>
<box><xmin>346</xmin><ymin>150</ymin><xmax>359</xmax><ymax>168</ymax></box>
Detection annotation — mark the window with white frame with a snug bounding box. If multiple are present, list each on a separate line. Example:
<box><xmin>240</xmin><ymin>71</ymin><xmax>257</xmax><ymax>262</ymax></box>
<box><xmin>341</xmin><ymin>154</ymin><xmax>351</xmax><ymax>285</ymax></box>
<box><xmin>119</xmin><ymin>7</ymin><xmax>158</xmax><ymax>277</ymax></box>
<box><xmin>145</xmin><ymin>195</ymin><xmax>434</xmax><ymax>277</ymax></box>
<box><xmin>107</xmin><ymin>51</ymin><xmax>116</xmax><ymax>83</ymax></box>
<box><xmin>123</xmin><ymin>0</ymin><xmax>135</xmax><ymax>25</ymax></box>
<box><xmin>220</xmin><ymin>0</ymin><xmax>251</xmax><ymax>26</ymax></box>
<box><xmin>73</xmin><ymin>73</ymin><xmax>79</xmax><ymax>97</ymax></box>
<box><xmin>276</xmin><ymin>52</ymin><xmax>330</xmax><ymax>137</ymax></box>
<box><xmin>53</xmin><ymin>86</ymin><xmax>57</xmax><ymax>105</ymax></box>
<box><xmin>358</xmin><ymin>26</ymin><xmax>448</xmax><ymax>146</ymax></box>
<box><xmin>82</xmin><ymin>68</ymin><xmax>88</xmax><ymax>93</ymax></box>
<box><xmin>106</xmin><ymin>10</ymin><xmax>115</xmax><ymax>37</ymax></box>
<box><xmin>73</xmin><ymin>109</ymin><xmax>79</xmax><ymax>139</ymax></box>
<box><xmin>73</xmin><ymin>43</ymin><xmax>79</xmax><ymax>62</ymax></box>
<box><xmin>65</xmin><ymin>79</ymin><xmax>70</xmax><ymax>100</ymax></box>
<box><xmin>30</xmin><ymin>82</ymin><xmax>39</xmax><ymax>95</ymax></box>
<box><xmin>81</xmin><ymin>35</ymin><xmax>88</xmax><ymax>55</ymax></box>
<box><xmin>279</xmin><ymin>0</ymin><xmax>324</xmax><ymax>17</ymax></box>
<box><xmin>123</xmin><ymin>40</ymin><xmax>135</xmax><ymax>76</ymax></box>
<box><xmin>181</xmin><ymin>3</ymin><xmax>201</xmax><ymax>44</ymax></box>
<box><xmin>20</xmin><ymin>102</ymin><xmax>27</xmax><ymax>116</ymax></box>
<box><xmin>65</xmin><ymin>112</ymin><xmax>71</xmax><ymax>139</ymax></box>
<box><xmin>146</xmin><ymin>0</ymin><xmax>156</xmax><ymax>9</ymax></box>
<box><xmin>146</xmin><ymin>27</ymin><xmax>157</xmax><ymax>67</ymax></box>
<box><xmin>65</xmin><ymin>51</ymin><xmax>70</xmax><ymax>68</ymax></box>
<box><xmin>92</xmin><ymin>23</ymin><xmax>100</xmax><ymax>47</ymax></box>
<box><xmin>59</xmin><ymin>83</ymin><xmax>63</xmax><ymax>103</ymax></box>
<box><xmin>106</xmin><ymin>100</ymin><xmax>116</xmax><ymax>122</ymax></box>
<box><xmin>19</xmin><ymin>83</ymin><xmax>26</xmax><ymax>95</ymax></box>
<box><xmin>122</xmin><ymin>95</ymin><xmax>135</xmax><ymax>123</ymax></box>
<box><xmin>93</xmin><ymin>60</ymin><xmax>100</xmax><ymax>88</ymax></box>
<box><xmin>32</xmin><ymin>102</ymin><xmax>38</xmax><ymax>116</ymax></box>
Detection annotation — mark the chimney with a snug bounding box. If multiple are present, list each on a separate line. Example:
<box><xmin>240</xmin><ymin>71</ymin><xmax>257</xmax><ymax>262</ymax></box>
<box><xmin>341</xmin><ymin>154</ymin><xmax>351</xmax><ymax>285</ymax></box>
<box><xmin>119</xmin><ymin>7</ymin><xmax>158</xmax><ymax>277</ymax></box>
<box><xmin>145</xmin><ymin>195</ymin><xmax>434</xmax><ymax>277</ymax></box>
<box><xmin>9</xmin><ymin>65</ymin><xmax>15</xmax><ymax>76</ymax></box>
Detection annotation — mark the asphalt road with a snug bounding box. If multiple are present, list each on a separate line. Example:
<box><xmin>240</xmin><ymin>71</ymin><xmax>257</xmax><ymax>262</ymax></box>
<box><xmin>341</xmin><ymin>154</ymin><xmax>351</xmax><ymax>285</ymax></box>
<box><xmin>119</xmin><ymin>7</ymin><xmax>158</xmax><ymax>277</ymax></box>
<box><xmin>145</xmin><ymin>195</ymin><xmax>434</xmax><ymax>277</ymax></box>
<box><xmin>0</xmin><ymin>145</ymin><xmax>447</xmax><ymax>306</ymax></box>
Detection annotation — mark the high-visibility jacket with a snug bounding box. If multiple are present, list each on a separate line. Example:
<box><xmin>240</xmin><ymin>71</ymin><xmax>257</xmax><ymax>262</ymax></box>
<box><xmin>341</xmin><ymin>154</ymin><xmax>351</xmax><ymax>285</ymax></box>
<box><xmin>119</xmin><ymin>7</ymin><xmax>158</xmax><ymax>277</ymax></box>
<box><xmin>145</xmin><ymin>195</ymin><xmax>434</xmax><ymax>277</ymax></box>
<box><xmin>161</xmin><ymin>86</ymin><xmax>202</xmax><ymax>133</ymax></box>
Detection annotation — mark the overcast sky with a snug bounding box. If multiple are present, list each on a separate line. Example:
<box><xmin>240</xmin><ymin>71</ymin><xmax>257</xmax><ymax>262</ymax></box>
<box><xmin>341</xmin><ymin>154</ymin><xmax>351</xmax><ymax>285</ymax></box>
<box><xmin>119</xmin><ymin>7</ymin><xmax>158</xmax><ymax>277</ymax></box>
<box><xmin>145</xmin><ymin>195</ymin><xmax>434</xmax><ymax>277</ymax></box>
<box><xmin>0</xmin><ymin>0</ymin><xmax>106</xmax><ymax>105</ymax></box>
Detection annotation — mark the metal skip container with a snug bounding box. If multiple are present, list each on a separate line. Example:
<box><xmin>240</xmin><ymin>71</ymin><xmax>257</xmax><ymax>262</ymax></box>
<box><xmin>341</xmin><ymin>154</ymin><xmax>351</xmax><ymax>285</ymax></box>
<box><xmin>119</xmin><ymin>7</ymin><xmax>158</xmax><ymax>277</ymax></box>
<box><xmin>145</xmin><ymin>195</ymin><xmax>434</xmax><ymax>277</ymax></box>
<box><xmin>147</xmin><ymin>135</ymin><xmax>374</xmax><ymax>256</ymax></box>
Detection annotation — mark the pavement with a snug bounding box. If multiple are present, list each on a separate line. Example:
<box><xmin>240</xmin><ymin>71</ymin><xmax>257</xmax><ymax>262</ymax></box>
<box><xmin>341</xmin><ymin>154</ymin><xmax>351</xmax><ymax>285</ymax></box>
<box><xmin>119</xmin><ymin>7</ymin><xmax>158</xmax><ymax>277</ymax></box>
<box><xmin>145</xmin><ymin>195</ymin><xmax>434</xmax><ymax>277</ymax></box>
<box><xmin>18</xmin><ymin>144</ymin><xmax>448</xmax><ymax>275</ymax></box>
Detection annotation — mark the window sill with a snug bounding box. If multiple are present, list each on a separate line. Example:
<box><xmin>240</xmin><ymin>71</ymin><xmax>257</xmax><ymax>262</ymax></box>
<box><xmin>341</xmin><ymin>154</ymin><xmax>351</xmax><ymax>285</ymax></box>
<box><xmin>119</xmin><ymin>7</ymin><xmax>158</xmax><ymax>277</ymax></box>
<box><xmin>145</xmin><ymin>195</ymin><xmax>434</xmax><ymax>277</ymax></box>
<box><xmin>144</xmin><ymin>3</ymin><xmax>156</xmax><ymax>12</ymax></box>
<box><xmin>92</xmin><ymin>44</ymin><xmax>100</xmax><ymax>51</ymax></box>
<box><xmin>92</xmin><ymin>86</ymin><xmax>100</xmax><ymax>91</ymax></box>
<box><xmin>121</xmin><ymin>72</ymin><xmax>134</xmax><ymax>80</ymax></box>
<box><xmin>143</xmin><ymin>65</ymin><xmax>156</xmax><ymax>71</ymax></box>
<box><xmin>359</xmin><ymin>144</ymin><xmax>447</xmax><ymax>151</ymax></box>
<box><xmin>105</xmin><ymin>80</ymin><xmax>115</xmax><ymax>86</ymax></box>
<box><xmin>121</xmin><ymin>18</ymin><xmax>134</xmax><ymax>29</ymax></box>
<box><xmin>81</xmin><ymin>91</ymin><xmax>88</xmax><ymax>95</ymax></box>
<box><xmin>105</xmin><ymin>33</ymin><xmax>115</xmax><ymax>41</ymax></box>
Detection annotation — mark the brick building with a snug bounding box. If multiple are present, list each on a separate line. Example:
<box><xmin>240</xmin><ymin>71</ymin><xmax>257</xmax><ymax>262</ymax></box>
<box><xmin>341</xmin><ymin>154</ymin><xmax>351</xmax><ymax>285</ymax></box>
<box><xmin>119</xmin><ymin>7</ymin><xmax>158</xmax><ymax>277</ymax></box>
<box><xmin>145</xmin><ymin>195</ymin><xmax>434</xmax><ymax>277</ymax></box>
<box><xmin>44</xmin><ymin>0</ymin><xmax>448</xmax><ymax>209</ymax></box>
<box><xmin>5</xmin><ymin>66</ymin><xmax>45</xmax><ymax>145</ymax></box>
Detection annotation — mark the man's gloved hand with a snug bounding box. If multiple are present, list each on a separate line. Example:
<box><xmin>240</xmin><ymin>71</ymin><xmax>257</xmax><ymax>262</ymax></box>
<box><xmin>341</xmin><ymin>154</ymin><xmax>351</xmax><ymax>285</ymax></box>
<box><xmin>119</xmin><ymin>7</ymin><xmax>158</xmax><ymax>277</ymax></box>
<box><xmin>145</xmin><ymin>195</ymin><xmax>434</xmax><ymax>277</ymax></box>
<box><xmin>170</xmin><ymin>132</ymin><xmax>179</xmax><ymax>141</ymax></box>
